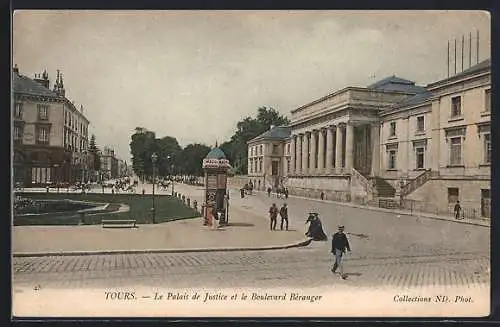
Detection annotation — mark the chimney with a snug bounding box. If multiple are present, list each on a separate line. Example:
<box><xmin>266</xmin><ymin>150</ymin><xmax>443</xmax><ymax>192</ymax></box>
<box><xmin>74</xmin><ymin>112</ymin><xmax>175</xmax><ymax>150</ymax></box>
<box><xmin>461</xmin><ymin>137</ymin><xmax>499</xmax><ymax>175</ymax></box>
<box><xmin>33</xmin><ymin>70</ymin><xmax>50</xmax><ymax>89</ymax></box>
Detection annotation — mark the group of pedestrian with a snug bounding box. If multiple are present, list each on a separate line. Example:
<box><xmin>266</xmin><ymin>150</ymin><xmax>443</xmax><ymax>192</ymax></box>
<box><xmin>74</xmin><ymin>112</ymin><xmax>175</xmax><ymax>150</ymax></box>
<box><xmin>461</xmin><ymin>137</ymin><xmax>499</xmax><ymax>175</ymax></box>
<box><xmin>268</xmin><ymin>203</ymin><xmax>289</xmax><ymax>231</ymax></box>
<box><xmin>267</xmin><ymin>186</ymin><xmax>289</xmax><ymax>199</ymax></box>
<box><xmin>267</xmin><ymin>203</ymin><xmax>352</xmax><ymax>280</ymax></box>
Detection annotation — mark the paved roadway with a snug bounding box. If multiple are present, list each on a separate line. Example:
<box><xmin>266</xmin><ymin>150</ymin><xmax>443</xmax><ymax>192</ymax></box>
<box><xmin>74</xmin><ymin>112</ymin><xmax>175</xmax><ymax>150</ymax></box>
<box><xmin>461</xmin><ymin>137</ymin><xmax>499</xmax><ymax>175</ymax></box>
<box><xmin>13</xmin><ymin>184</ymin><xmax>490</xmax><ymax>290</ymax></box>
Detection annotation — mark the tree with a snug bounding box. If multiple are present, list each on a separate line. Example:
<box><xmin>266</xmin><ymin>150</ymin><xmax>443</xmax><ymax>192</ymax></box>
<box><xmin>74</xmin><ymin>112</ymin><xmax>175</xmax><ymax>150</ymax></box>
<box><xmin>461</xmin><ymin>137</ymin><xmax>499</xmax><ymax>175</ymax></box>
<box><xmin>155</xmin><ymin>136</ymin><xmax>182</xmax><ymax>177</ymax></box>
<box><xmin>130</xmin><ymin>127</ymin><xmax>156</xmax><ymax>179</ymax></box>
<box><xmin>178</xmin><ymin>143</ymin><xmax>211</xmax><ymax>176</ymax></box>
<box><xmin>220</xmin><ymin>107</ymin><xmax>289</xmax><ymax>174</ymax></box>
<box><xmin>130</xmin><ymin>128</ymin><xmax>184</xmax><ymax>179</ymax></box>
<box><xmin>88</xmin><ymin>134</ymin><xmax>101</xmax><ymax>176</ymax></box>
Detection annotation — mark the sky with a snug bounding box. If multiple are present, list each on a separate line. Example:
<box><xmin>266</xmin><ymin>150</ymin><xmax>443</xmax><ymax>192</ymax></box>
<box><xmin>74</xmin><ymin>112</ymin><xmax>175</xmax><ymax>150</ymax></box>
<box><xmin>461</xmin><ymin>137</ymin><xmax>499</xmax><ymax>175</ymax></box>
<box><xmin>13</xmin><ymin>10</ymin><xmax>491</xmax><ymax>162</ymax></box>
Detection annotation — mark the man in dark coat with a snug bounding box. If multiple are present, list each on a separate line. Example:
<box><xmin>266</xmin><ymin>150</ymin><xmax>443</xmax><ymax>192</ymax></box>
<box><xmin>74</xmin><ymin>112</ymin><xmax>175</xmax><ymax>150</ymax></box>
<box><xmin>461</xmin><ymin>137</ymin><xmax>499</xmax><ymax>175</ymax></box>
<box><xmin>454</xmin><ymin>201</ymin><xmax>462</xmax><ymax>219</ymax></box>
<box><xmin>279</xmin><ymin>203</ymin><xmax>288</xmax><ymax>231</ymax></box>
<box><xmin>269</xmin><ymin>203</ymin><xmax>278</xmax><ymax>230</ymax></box>
<box><xmin>331</xmin><ymin>225</ymin><xmax>351</xmax><ymax>279</ymax></box>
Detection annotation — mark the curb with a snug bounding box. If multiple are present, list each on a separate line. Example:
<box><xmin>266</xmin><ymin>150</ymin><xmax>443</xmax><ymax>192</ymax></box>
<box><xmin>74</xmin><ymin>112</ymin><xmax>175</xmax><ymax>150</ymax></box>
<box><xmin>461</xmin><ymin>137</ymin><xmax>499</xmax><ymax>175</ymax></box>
<box><xmin>239</xmin><ymin>188</ymin><xmax>490</xmax><ymax>228</ymax></box>
<box><xmin>12</xmin><ymin>238</ymin><xmax>313</xmax><ymax>258</ymax></box>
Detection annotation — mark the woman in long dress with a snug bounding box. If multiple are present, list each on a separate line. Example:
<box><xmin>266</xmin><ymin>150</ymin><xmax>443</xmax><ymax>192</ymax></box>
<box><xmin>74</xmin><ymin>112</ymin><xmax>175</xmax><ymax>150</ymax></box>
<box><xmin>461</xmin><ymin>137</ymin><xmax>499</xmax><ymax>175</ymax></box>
<box><xmin>305</xmin><ymin>213</ymin><xmax>328</xmax><ymax>241</ymax></box>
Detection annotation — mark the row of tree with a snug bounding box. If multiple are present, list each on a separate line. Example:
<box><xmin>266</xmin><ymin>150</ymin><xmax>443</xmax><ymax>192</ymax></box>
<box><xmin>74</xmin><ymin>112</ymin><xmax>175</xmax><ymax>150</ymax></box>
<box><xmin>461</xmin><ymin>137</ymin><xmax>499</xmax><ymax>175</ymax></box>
<box><xmin>129</xmin><ymin>107</ymin><xmax>289</xmax><ymax>178</ymax></box>
<box><xmin>130</xmin><ymin>127</ymin><xmax>211</xmax><ymax>178</ymax></box>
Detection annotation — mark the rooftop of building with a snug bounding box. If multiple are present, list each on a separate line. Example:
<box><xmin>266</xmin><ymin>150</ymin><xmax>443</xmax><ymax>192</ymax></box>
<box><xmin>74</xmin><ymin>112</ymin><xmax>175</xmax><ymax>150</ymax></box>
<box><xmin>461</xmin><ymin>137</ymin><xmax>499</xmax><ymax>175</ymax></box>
<box><xmin>248</xmin><ymin>125</ymin><xmax>291</xmax><ymax>143</ymax></box>
<box><xmin>367</xmin><ymin>75</ymin><xmax>427</xmax><ymax>94</ymax></box>
<box><xmin>427</xmin><ymin>58</ymin><xmax>491</xmax><ymax>88</ymax></box>
<box><xmin>13</xmin><ymin>70</ymin><xmax>58</xmax><ymax>98</ymax></box>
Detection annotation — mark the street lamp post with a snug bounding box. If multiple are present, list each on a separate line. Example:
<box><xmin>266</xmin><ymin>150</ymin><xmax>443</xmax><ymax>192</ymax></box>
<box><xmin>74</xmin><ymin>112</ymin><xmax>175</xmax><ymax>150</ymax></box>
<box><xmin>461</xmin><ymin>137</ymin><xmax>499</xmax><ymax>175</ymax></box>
<box><xmin>151</xmin><ymin>152</ymin><xmax>158</xmax><ymax>224</ymax></box>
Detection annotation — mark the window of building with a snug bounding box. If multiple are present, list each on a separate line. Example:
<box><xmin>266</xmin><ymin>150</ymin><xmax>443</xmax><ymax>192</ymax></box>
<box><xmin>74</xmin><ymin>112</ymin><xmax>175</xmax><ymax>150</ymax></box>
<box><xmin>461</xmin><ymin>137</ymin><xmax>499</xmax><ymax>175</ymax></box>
<box><xmin>449</xmin><ymin>137</ymin><xmax>462</xmax><ymax>166</ymax></box>
<box><xmin>259</xmin><ymin>158</ymin><xmax>262</xmax><ymax>172</ymax></box>
<box><xmin>484</xmin><ymin>133</ymin><xmax>491</xmax><ymax>164</ymax></box>
<box><xmin>14</xmin><ymin>102</ymin><xmax>23</xmax><ymax>119</ymax></box>
<box><xmin>260</xmin><ymin>145</ymin><xmax>263</xmax><ymax>155</ymax></box>
<box><xmin>272</xmin><ymin>144</ymin><xmax>279</xmax><ymax>154</ymax></box>
<box><xmin>416</xmin><ymin>116</ymin><xmax>425</xmax><ymax>132</ymax></box>
<box><xmin>287</xmin><ymin>144</ymin><xmax>290</xmax><ymax>154</ymax></box>
<box><xmin>36</xmin><ymin>126</ymin><xmax>49</xmax><ymax>144</ymax></box>
<box><xmin>389</xmin><ymin>122</ymin><xmax>396</xmax><ymax>137</ymax></box>
<box><xmin>416</xmin><ymin>147</ymin><xmax>425</xmax><ymax>169</ymax></box>
<box><xmin>448</xmin><ymin>188</ymin><xmax>459</xmax><ymax>204</ymax></box>
<box><xmin>14</xmin><ymin>125</ymin><xmax>23</xmax><ymax>140</ymax></box>
<box><xmin>451</xmin><ymin>96</ymin><xmax>462</xmax><ymax>117</ymax></box>
<box><xmin>388</xmin><ymin>150</ymin><xmax>397</xmax><ymax>169</ymax></box>
<box><xmin>37</xmin><ymin>104</ymin><xmax>49</xmax><ymax>120</ymax></box>
<box><xmin>31</xmin><ymin>167</ymin><xmax>51</xmax><ymax>185</ymax></box>
<box><xmin>287</xmin><ymin>159</ymin><xmax>290</xmax><ymax>173</ymax></box>
<box><xmin>485</xmin><ymin>89</ymin><xmax>491</xmax><ymax>112</ymax></box>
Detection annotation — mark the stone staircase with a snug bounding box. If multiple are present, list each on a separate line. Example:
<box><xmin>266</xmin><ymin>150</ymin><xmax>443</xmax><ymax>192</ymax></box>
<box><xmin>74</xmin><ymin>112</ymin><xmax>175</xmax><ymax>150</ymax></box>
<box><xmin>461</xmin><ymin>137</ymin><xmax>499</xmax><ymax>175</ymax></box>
<box><xmin>401</xmin><ymin>169</ymin><xmax>438</xmax><ymax>197</ymax></box>
<box><xmin>372</xmin><ymin>176</ymin><xmax>396</xmax><ymax>198</ymax></box>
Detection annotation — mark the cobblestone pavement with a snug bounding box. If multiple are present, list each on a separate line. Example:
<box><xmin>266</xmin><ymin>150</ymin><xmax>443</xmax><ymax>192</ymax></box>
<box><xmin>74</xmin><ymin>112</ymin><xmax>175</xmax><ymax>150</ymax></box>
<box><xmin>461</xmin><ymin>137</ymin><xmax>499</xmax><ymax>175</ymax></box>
<box><xmin>13</xmin><ymin>245</ymin><xmax>489</xmax><ymax>290</ymax></box>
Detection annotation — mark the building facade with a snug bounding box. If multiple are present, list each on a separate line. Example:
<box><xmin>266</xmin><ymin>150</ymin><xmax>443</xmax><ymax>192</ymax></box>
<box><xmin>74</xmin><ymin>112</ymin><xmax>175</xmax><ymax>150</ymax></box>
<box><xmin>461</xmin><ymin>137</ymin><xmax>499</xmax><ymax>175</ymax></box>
<box><xmin>12</xmin><ymin>65</ymin><xmax>90</xmax><ymax>186</ymax></box>
<box><xmin>246</xmin><ymin>59</ymin><xmax>491</xmax><ymax>218</ymax></box>
<box><xmin>247</xmin><ymin>125</ymin><xmax>291</xmax><ymax>190</ymax></box>
<box><xmin>99</xmin><ymin>146</ymin><xmax>120</xmax><ymax>180</ymax></box>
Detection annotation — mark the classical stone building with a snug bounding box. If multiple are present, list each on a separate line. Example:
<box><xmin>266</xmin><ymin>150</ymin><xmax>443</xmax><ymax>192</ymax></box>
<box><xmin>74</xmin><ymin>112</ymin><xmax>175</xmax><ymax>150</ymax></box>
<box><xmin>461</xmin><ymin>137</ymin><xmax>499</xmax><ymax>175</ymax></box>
<box><xmin>12</xmin><ymin>65</ymin><xmax>90</xmax><ymax>186</ymax></box>
<box><xmin>247</xmin><ymin>125</ymin><xmax>291</xmax><ymax>190</ymax></box>
<box><xmin>383</xmin><ymin>59</ymin><xmax>491</xmax><ymax>217</ymax></box>
<box><xmin>246</xmin><ymin>59</ymin><xmax>491</xmax><ymax>218</ymax></box>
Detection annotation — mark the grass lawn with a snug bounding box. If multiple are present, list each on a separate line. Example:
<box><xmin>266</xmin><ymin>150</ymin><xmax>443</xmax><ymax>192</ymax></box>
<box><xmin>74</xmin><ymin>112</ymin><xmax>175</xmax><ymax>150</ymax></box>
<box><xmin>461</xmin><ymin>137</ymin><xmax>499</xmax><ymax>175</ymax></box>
<box><xmin>14</xmin><ymin>193</ymin><xmax>199</xmax><ymax>226</ymax></box>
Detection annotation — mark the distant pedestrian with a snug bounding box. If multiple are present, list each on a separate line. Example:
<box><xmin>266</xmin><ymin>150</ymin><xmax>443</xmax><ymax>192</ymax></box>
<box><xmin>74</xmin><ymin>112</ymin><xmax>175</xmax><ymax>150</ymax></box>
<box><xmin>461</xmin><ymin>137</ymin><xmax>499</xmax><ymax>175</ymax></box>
<box><xmin>454</xmin><ymin>201</ymin><xmax>462</xmax><ymax>219</ymax></box>
<box><xmin>240</xmin><ymin>188</ymin><xmax>245</xmax><ymax>198</ymax></box>
<box><xmin>142</xmin><ymin>188</ymin><xmax>145</xmax><ymax>195</ymax></box>
<box><xmin>320</xmin><ymin>191</ymin><xmax>325</xmax><ymax>200</ymax></box>
<box><xmin>267</xmin><ymin>187</ymin><xmax>272</xmax><ymax>197</ymax></box>
<box><xmin>269</xmin><ymin>203</ymin><xmax>278</xmax><ymax>230</ymax></box>
<box><xmin>331</xmin><ymin>225</ymin><xmax>351</xmax><ymax>280</ymax></box>
<box><xmin>284</xmin><ymin>188</ymin><xmax>289</xmax><ymax>199</ymax></box>
<box><xmin>279</xmin><ymin>203</ymin><xmax>288</xmax><ymax>231</ymax></box>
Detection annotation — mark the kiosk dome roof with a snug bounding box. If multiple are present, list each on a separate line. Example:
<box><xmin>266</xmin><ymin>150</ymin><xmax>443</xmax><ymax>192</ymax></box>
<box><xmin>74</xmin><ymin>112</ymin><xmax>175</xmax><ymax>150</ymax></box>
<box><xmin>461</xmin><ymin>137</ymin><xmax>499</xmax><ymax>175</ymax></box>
<box><xmin>205</xmin><ymin>147</ymin><xmax>227</xmax><ymax>159</ymax></box>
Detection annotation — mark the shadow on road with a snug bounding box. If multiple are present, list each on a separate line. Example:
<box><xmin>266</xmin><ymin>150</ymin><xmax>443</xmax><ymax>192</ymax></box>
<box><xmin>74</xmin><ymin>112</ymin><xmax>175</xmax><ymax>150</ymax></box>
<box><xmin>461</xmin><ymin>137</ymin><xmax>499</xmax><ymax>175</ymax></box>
<box><xmin>227</xmin><ymin>222</ymin><xmax>255</xmax><ymax>227</ymax></box>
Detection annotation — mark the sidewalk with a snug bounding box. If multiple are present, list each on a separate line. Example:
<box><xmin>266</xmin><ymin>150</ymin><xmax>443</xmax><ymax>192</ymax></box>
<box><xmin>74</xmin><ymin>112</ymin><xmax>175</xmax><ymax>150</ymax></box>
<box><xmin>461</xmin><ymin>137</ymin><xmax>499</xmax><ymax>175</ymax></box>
<box><xmin>245</xmin><ymin>188</ymin><xmax>490</xmax><ymax>228</ymax></box>
<box><xmin>12</xmin><ymin>189</ymin><xmax>309</xmax><ymax>256</ymax></box>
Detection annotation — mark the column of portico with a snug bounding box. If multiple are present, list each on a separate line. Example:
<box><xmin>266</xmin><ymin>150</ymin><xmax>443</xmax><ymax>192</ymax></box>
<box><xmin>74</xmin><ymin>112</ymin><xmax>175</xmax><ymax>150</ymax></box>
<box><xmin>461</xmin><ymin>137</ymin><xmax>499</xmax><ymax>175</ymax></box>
<box><xmin>317</xmin><ymin>128</ymin><xmax>325</xmax><ymax>174</ymax></box>
<box><xmin>345</xmin><ymin>123</ymin><xmax>354</xmax><ymax>170</ymax></box>
<box><xmin>296</xmin><ymin>134</ymin><xmax>302</xmax><ymax>175</ymax></box>
<box><xmin>291</xmin><ymin>135</ymin><xmax>296</xmax><ymax>175</ymax></box>
<box><xmin>335</xmin><ymin>124</ymin><xmax>343</xmax><ymax>173</ymax></box>
<box><xmin>325</xmin><ymin>126</ymin><xmax>334</xmax><ymax>173</ymax></box>
<box><xmin>370</xmin><ymin>123</ymin><xmax>381</xmax><ymax>177</ymax></box>
<box><xmin>302</xmin><ymin>132</ymin><xmax>309</xmax><ymax>175</ymax></box>
<box><xmin>309</xmin><ymin>130</ymin><xmax>317</xmax><ymax>175</ymax></box>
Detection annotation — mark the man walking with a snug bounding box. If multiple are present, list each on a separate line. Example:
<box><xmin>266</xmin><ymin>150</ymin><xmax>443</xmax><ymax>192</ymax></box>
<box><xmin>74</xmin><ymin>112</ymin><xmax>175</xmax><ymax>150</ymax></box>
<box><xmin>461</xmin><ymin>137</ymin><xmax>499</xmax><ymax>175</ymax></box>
<box><xmin>279</xmin><ymin>203</ymin><xmax>288</xmax><ymax>231</ymax></box>
<box><xmin>269</xmin><ymin>203</ymin><xmax>278</xmax><ymax>231</ymax></box>
<box><xmin>454</xmin><ymin>200</ymin><xmax>462</xmax><ymax>220</ymax></box>
<box><xmin>331</xmin><ymin>225</ymin><xmax>351</xmax><ymax>280</ymax></box>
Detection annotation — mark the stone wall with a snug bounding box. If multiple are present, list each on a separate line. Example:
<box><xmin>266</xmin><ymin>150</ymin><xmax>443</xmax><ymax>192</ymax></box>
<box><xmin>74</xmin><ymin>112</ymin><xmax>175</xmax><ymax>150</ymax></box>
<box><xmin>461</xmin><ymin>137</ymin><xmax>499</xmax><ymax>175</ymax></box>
<box><xmin>407</xmin><ymin>178</ymin><xmax>490</xmax><ymax>217</ymax></box>
<box><xmin>287</xmin><ymin>176</ymin><xmax>351</xmax><ymax>202</ymax></box>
